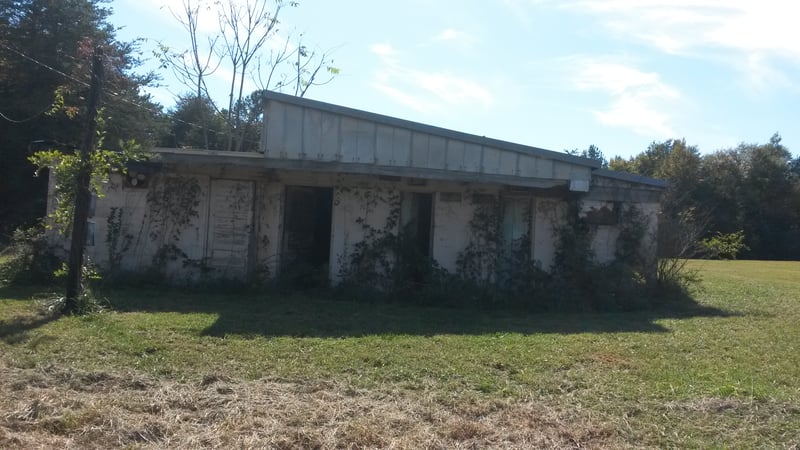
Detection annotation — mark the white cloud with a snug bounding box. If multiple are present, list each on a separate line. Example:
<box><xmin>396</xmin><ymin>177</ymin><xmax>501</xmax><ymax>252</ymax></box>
<box><xmin>435</xmin><ymin>28</ymin><xmax>462</xmax><ymax>41</ymax></box>
<box><xmin>595</xmin><ymin>94</ymin><xmax>676</xmax><ymax>138</ymax></box>
<box><xmin>570</xmin><ymin>59</ymin><xmax>680</xmax><ymax>137</ymax></box>
<box><xmin>369</xmin><ymin>43</ymin><xmax>396</xmax><ymax>58</ymax></box>
<box><xmin>370</xmin><ymin>83</ymin><xmax>440</xmax><ymax>113</ymax></box>
<box><xmin>368</xmin><ymin>43</ymin><xmax>493</xmax><ymax>114</ymax></box>
<box><xmin>500</xmin><ymin>0</ymin><xmax>545</xmax><ymax>25</ymax></box>
<box><xmin>566</xmin><ymin>0</ymin><xmax>800</xmax><ymax>91</ymax></box>
<box><xmin>433</xmin><ymin>28</ymin><xmax>478</xmax><ymax>47</ymax></box>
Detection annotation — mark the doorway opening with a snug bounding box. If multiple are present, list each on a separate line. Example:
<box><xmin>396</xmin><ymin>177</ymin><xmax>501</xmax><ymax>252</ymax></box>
<box><xmin>282</xmin><ymin>186</ymin><xmax>333</xmax><ymax>285</ymax></box>
<box><xmin>401</xmin><ymin>192</ymin><xmax>433</xmax><ymax>258</ymax></box>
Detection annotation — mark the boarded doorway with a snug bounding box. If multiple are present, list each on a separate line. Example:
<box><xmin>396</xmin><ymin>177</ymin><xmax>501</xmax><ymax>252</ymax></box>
<box><xmin>282</xmin><ymin>186</ymin><xmax>333</xmax><ymax>283</ymax></box>
<box><xmin>207</xmin><ymin>179</ymin><xmax>254</xmax><ymax>279</ymax></box>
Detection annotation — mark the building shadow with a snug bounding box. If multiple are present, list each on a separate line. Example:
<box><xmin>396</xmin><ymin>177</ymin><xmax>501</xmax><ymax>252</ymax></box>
<box><xmin>102</xmin><ymin>286</ymin><xmax>736</xmax><ymax>338</ymax></box>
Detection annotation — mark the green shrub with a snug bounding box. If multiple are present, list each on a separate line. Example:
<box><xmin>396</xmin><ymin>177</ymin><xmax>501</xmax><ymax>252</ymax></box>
<box><xmin>699</xmin><ymin>230</ymin><xmax>749</xmax><ymax>260</ymax></box>
<box><xmin>0</xmin><ymin>223</ymin><xmax>61</xmax><ymax>286</ymax></box>
<box><xmin>656</xmin><ymin>257</ymin><xmax>701</xmax><ymax>297</ymax></box>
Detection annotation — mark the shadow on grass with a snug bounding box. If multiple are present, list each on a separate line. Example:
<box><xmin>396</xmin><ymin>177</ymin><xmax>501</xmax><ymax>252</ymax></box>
<box><xmin>0</xmin><ymin>313</ymin><xmax>59</xmax><ymax>344</ymax></box>
<box><xmin>100</xmin><ymin>286</ymin><xmax>736</xmax><ymax>338</ymax></box>
<box><xmin>0</xmin><ymin>285</ymin><xmax>61</xmax><ymax>344</ymax></box>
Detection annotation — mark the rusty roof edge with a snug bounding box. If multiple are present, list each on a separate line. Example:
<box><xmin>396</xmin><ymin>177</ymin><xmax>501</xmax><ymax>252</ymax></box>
<box><xmin>263</xmin><ymin>90</ymin><xmax>601</xmax><ymax>169</ymax></box>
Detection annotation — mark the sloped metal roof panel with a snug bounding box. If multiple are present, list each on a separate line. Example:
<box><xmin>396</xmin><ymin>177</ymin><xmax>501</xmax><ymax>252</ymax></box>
<box><xmin>262</xmin><ymin>91</ymin><xmax>604</xmax><ymax>187</ymax></box>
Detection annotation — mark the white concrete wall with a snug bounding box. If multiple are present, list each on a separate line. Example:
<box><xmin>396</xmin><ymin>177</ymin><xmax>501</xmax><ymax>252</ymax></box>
<box><xmin>107</xmin><ymin>172</ymin><xmax>212</xmax><ymax>280</ymax></box>
<box><xmin>580</xmin><ymin>200</ymin><xmax>619</xmax><ymax>264</ymax></box>
<box><xmin>578</xmin><ymin>198</ymin><xmax>662</xmax><ymax>272</ymax></box>
<box><xmin>80</xmin><ymin>171</ymin><xmax>569</xmax><ymax>280</ymax></box>
<box><xmin>55</xmin><ymin>165</ymin><xmax>662</xmax><ymax>283</ymax></box>
<box><xmin>329</xmin><ymin>182</ymin><xmax>400</xmax><ymax>281</ymax></box>
<box><xmin>591</xmin><ymin>225</ymin><xmax>619</xmax><ymax>264</ymax></box>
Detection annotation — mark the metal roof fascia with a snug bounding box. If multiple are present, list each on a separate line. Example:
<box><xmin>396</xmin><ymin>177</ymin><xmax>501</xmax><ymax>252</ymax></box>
<box><xmin>262</xmin><ymin>90</ymin><xmax>601</xmax><ymax>169</ymax></box>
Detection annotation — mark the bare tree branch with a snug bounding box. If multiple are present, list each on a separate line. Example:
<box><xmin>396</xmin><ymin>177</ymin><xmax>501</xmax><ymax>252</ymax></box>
<box><xmin>160</xmin><ymin>0</ymin><xmax>337</xmax><ymax>152</ymax></box>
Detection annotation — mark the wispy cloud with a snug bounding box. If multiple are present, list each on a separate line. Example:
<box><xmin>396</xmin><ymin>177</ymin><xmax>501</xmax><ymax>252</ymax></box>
<box><xmin>566</xmin><ymin>0</ymin><xmax>800</xmax><ymax>92</ymax></box>
<box><xmin>570</xmin><ymin>58</ymin><xmax>680</xmax><ymax>137</ymax></box>
<box><xmin>433</xmin><ymin>28</ymin><xmax>477</xmax><ymax>45</ymax></box>
<box><xmin>151</xmin><ymin>0</ymin><xmax>221</xmax><ymax>34</ymax></box>
<box><xmin>369</xmin><ymin>43</ymin><xmax>396</xmax><ymax>58</ymax></box>
<box><xmin>368</xmin><ymin>43</ymin><xmax>493</xmax><ymax>114</ymax></box>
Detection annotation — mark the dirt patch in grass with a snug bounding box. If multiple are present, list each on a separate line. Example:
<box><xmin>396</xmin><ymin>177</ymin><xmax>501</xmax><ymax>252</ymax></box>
<box><xmin>0</xmin><ymin>362</ymin><xmax>619</xmax><ymax>449</ymax></box>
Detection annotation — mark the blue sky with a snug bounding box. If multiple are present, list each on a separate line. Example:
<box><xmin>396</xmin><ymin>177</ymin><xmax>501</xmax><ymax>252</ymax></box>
<box><xmin>112</xmin><ymin>0</ymin><xmax>800</xmax><ymax>159</ymax></box>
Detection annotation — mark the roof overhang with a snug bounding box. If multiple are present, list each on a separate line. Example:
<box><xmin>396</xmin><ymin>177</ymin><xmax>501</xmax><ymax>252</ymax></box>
<box><xmin>149</xmin><ymin>148</ymin><xmax>571</xmax><ymax>189</ymax></box>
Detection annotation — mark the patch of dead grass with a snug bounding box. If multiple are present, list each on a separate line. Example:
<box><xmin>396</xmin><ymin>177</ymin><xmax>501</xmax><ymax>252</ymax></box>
<box><xmin>0</xmin><ymin>362</ymin><xmax>621</xmax><ymax>449</ymax></box>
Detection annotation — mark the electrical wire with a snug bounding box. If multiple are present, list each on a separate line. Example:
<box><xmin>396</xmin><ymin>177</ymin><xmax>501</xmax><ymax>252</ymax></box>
<box><xmin>0</xmin><ymin>42</ymin><xmax>90</xmax><ymax>88</ymax></box>
<box><xmin>0</xmin><ymin>108</ymin><xmax>50</xmax><ymax>123</ymax></box>
<box><xmin>0</xmin><ymin>41</ymin><xmax>263</xmax><ymax>150</ymax></box>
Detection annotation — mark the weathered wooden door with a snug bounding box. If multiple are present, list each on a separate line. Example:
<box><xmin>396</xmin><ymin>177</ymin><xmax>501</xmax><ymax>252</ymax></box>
<box><xmin>207</xmin><ymin>179</ymin><xmax>254</xmax><ymax>278</ymax></box>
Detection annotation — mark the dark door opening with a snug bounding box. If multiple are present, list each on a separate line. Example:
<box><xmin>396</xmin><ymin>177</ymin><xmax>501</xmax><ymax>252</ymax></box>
<box><xmin>401</xmin><ymin>192</ymin><xmax>433</xmax><ymax>258</ymax></box>
<box><xmin>282</xmin><ymin>186</ymin><xmax>333</xmax><ymax>283</ymax></box>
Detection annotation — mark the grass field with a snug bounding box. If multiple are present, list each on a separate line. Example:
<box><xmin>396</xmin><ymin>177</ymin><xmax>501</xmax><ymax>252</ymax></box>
<box><xmin>1</xmin><ymin>260</ymin><xmax>799</xmax><ymax>448</ymax></box>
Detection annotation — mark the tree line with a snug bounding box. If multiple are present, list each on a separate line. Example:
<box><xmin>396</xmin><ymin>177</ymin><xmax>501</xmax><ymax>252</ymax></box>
<box><xmin>573</xmin><ymin>136</ymin><xmax>800</xmax><ymax>260</ymax></box>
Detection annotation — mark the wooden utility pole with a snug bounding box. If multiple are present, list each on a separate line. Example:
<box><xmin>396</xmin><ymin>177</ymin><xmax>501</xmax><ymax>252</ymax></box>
<box><xmin>64</xmin><ymin>47</ymin><xmax>104</xmax><ymax>314</ymax></box>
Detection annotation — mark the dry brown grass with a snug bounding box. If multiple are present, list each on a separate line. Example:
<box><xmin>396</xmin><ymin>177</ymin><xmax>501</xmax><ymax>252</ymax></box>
<box><xmin>0</xmin><ymin>362</ymin><xmax>621</xmax><ymax>449</ymax></box>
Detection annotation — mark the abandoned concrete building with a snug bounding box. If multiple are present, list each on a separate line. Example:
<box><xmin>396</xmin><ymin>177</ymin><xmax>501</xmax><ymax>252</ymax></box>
<box><xmin>50</xmin><ymin>91</ymin><xmax>667</xmax><ymax>283</ymax></box>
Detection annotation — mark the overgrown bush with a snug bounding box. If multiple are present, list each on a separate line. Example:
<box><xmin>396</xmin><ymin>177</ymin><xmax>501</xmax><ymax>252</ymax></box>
<box><xmin>651</xmin><ymin>206</ymin><xmax>704</xmax><ymax>298</ymax></box>
<box><xmin>549</xmin><ymin>200</ymin><xmax>596</xmax><ymax>309</ymax></box>
<box><xmin>699</xmin><ymin>230</ymin><xmax>749</xmax><ymax>260</ymax></box>
<box><xmin>335</xmin><ymin>223</ymin><xmax>462</xmax><ymax>306</ymax></box>
<box><xmin>334</xmin><ymin>195</ymin><xmax>671</xmax><ymax>312</ymax></box>
<box><xmin>0</xmin><ymin>223</ymin><xmax>61</xmax><ymax>286</ymax></box>
<box><xmin>547</xmin><ymin>201</ymin><xmax>675</xmax><ymax>311</ymax></box>
<box><xmin>656</xmin><ymin>257</ymin><xmax>701</xmax><ymax>297</ymax></box>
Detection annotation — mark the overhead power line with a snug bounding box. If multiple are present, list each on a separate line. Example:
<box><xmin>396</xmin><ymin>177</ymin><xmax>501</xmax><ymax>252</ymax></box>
<box><xmin>0</xmin><ymin>41</ymin><xmax>264</xmax><ymax>149</ymax></box>
<box><xmin>0</xmin><ymin>41</ymin><xmax>90</xmax><ymax>87</ymax></box>
<box><xmin>0</xmin><ymin>108</ymin><xmax>49</xmax><ymax>123</ymax></box>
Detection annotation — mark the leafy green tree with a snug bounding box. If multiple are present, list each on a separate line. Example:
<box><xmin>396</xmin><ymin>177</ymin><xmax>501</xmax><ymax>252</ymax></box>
<box><xmin>160</xmin><ymin>90</ymin><xmax>264</xmax><ymax>152</ymax></box>
<box><xmin>567</xmin><ymin>144</ymin><xmax>608</xmax><ymax>168</ymax></box>
<box><xmin>160</xmin><ymin>95</ymin><xmax>227</xmax><ymax>150</ymax></box>
<box><xmin>611</xmin><ymin>139</ymin><xmax>700</xmax><ymax>183</ymax></box>
<box><xmin>0</xmin><ymin>0</ymin><xmax>162</xmax><ymax>240</ymax></box>
<box><xmin>699</xmin><ymin>231</ymin><xmax>749</xmax><ymax>260</ymax></box>
<box><xmin>695</xmin><ymin>149</ymin><xmax>743</xmax><ymax>235</ymax></box>
<box><xmin>613</xmin><ymin>135</ymin><xmax>800</xmax><ymax>260</ymax></box>
<box><xmin>734</xmin><ymin>134</ymin><xmax>800</xmax><ymax>258</ymax></box>
<box><xmin>229</xmin><ymin>90</ymin><xmax>265</xmax><ymax>152</ymax></box>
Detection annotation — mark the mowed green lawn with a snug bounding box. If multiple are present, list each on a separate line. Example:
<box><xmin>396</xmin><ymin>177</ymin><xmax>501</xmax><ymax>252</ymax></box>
<box><xmin>1</xmin><ymin>260</ymin><xmax>798</xmax><ymax>448</ymax></box>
